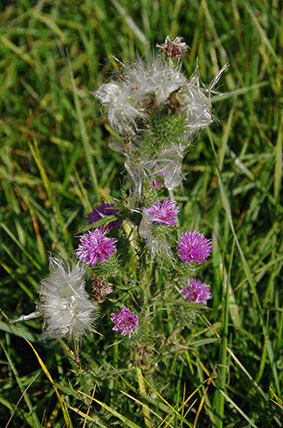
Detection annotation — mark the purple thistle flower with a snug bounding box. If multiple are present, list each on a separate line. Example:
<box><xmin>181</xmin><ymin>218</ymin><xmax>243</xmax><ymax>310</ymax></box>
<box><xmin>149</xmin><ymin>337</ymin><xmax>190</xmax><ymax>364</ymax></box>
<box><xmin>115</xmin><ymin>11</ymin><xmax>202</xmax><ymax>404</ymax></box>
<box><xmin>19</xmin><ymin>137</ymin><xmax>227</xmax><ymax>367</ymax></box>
<box><xmin>110</xmin><ymin>306</ymin><xmax>139</xmax><ymax>337</ymax></box>
<box><xmin>75</xmin><ymin>229</ymin><xmax>117</xmax><ymax>266</ymax></box>
<box><xmin>144</xmin><ymin>197</ymin><xmax>180</xmax><ymax>226</ymax></box>
<box><xmin>181</xmin><ymin>279</ymin><xmax>212</xmax><ymax>305</ymax></box>
<box><xmin>176</xmin><ymin>231</ymin><xmax>212</xmax><ymax>264</ymax></box>
<box><xmin>88</xmin><ymin>201</ymin><xmax>120</xmax><ymax>231</ymax></box>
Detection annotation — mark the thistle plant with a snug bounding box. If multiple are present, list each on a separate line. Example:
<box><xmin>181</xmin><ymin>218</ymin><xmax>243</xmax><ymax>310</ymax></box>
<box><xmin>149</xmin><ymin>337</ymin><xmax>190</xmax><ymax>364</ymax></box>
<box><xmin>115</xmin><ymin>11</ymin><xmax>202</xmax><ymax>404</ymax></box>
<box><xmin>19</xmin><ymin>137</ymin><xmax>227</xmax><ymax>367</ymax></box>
<box><xmin>72</xmin><ymin>36</ymin><xmax>226</xmax><ymax>348</ymax></box>
<box><xmin>11</xmin><ymin>35</ymin><xmax>227</xmax><ymax>400</ymax></box>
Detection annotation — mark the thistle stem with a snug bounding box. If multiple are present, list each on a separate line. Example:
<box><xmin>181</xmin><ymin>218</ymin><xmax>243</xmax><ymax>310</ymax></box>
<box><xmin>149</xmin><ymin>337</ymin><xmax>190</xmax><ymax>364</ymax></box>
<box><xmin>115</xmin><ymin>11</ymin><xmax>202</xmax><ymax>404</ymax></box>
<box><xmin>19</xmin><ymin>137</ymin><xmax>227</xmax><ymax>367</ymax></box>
<box><xmin>169</xmin><ymin>188</ymin><xmax>181</xmax><ymax>239</ymax></box>
<box><xmin>73</xmin><ymin>338</ymin><xmax>81</xmax><ymax>368</ymax></box>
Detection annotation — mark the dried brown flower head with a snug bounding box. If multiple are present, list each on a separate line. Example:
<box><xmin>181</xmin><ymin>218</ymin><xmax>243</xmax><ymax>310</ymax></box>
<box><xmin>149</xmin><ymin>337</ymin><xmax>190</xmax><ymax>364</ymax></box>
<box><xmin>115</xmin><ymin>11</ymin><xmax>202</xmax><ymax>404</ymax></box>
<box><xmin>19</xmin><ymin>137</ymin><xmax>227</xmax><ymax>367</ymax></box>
<box><xmin>156</xmin><ymin>36</ymin><xmax>188</xmax><ymax>59</ymax></box>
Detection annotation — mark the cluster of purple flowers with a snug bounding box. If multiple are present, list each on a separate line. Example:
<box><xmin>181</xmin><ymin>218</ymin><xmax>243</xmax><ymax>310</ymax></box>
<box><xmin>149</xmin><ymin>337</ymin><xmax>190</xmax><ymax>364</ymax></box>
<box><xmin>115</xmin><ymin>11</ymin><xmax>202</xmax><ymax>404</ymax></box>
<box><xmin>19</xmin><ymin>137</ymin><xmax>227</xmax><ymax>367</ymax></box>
<box><xmin>176</xmin><ymin>230</ymin><xmax>212</xmax><ymax>306</ymax></box>
<box><xmin>74</xmin><ymin>199</ymin><xmax>213</xmax><ymax>336</ymax></box>
<box><xmin>75</xmin><ymin>202</ymin><xmax>140</xmax><ymax>338</ymax></box>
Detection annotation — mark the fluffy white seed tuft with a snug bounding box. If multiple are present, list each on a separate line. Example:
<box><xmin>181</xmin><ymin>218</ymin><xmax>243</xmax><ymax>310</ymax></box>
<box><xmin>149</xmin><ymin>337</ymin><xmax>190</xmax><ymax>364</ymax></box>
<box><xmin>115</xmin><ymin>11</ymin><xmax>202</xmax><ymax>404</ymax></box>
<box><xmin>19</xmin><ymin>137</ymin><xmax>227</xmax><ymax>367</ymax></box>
<box><xmin>37</xmin><ymin>257</ymin><xmax>100</xmax><ymax>340</ymax></box>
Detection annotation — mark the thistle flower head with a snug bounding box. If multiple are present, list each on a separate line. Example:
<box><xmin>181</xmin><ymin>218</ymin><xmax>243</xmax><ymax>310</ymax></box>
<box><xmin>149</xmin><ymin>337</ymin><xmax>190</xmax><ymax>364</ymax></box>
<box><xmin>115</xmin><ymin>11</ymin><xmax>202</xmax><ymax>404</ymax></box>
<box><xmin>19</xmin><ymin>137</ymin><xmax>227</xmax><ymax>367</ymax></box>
<box><xmin>110</xmin><ymin>306</ymin><xmax>139</xmax><ymax>337</ymax></box>
<box><xmin>144</xmin><ymin>197</ymin><xmax>180</xmax><ymax>226</ymax></box>
<box><xmin>94</xmin><ymin>54</ymin><xmax>187</xmax><ymax>135</ymax></box>
<box><xmin>75</xmin><ymin>229</ymin><xmax>117</xmax><ymax>267</ymax></box>
<box><xmin>88</xmin><ymin>201</ymin><xmax>120</xmax><ymax>231</ymax></box>
<box><xmin>93</xmin><ymin>275</ymin><xmax>113</xmax><ymax>303</ymax></box>
<box><xmin>94</xmin><ymin>48</ymin><xmax>226</xmax><ymax>144</ymax></box>
<box><xmin>156</xmin><ymin>36</ymin><xmax>189</xmax><ymax>59</ymax></box>
<box><xmin>38</xmin><ymin>257</ymin><xmax>99</xmax><ymax>340</ymax></box>
<box><xmin>181</xmin><ymin>279</ymin><xmax>212</xmax><ymax>305</ymax></box>
<box><xmin>177</xmin><ymin>231</ymin><xmax>212</xmax><ymax>264</ymax></box>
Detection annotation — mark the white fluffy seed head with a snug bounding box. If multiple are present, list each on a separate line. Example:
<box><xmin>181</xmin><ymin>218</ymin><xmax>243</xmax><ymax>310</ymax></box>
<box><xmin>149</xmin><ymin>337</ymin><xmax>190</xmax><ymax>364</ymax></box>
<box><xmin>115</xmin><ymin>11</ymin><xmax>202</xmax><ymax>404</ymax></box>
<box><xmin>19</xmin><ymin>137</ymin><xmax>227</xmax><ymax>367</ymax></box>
<box><xmin>93</xmin><ymin>54</ymin><xmax>187</xmax><ymax>135</ymax></box>
<box><xmin>37</xmin><ymin>257</ymin><xmax>100</xmax><ymax>340</ymax></box>
<box><xmin>94</xmin><ymin>54</ymin><xmax>227</xmax><ymax>143</ymax></box>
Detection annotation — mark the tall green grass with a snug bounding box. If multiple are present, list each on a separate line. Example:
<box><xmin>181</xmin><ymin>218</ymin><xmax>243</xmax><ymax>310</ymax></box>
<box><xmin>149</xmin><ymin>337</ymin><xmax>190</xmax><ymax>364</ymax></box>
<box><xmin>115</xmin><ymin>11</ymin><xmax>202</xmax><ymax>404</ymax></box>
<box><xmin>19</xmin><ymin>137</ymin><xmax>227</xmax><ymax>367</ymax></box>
<box><xmin>0</xmin><ymin>0</ymin><xmax>282</xmax><ymax>426</ymax></box>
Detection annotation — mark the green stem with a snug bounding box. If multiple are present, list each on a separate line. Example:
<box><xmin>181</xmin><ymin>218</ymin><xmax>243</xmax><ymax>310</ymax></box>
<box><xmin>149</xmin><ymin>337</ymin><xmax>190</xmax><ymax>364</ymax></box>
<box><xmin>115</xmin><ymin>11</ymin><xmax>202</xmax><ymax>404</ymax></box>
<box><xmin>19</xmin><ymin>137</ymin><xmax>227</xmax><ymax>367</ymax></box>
<box><xmin>169</xmin><ymin>188</ymin><xmax>180</xmax><ymax>239</ymax></box>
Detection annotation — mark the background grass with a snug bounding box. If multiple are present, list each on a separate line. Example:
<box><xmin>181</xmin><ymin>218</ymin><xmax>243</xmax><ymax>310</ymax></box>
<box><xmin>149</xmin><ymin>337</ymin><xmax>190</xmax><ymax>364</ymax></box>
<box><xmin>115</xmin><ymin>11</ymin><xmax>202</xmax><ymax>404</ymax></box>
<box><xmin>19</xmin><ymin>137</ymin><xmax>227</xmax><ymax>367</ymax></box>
<box><xmin>0</xmin><ymin>0</ymin><xmax>283</xmax><ymax>427</ymax></box>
